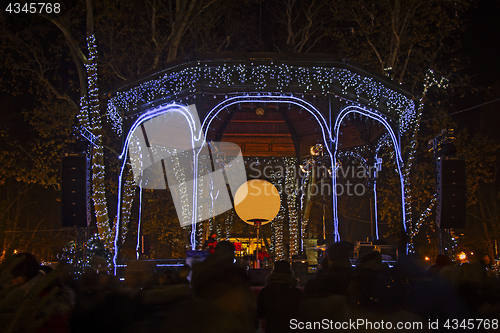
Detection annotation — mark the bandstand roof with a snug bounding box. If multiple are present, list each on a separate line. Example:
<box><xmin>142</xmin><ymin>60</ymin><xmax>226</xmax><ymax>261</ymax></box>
<box><xmin>107</xmin><ymin>53</ymin><xmax>415</xmax><ymax>158</ymax></box>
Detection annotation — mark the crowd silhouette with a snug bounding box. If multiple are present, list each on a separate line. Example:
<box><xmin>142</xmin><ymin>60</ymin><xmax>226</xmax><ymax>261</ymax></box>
<box><xmin>1</xmin><ymin>241</ymin><xmax>500</xmax><ymax>333</ymax></box>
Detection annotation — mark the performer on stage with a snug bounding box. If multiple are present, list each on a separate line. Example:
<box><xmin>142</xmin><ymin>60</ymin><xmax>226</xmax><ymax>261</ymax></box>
<box><xmin>203</xmin><ymin>234</ymin><xmax>218</xmax><ymax>254</ymax></box>
<box><xmin>258</xmin><ymin>248</ymin><xmax>270</xmax><ymax>267</ymax></box>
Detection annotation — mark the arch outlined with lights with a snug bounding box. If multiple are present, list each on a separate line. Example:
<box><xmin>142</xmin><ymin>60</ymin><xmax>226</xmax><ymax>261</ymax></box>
<box><xmin>201</xmin><ymin>93</ymin><xmax>339</xmax><ymax>243</ymax></box>
<box><xmin>332</xmin><ymin>105</ymin><xmax>407</xmax><ymax>240</ymax></box>
<box><xmin>115</xmin><ymin>103</ymin><xmax>203</xmax><ymax>268</ymax></box>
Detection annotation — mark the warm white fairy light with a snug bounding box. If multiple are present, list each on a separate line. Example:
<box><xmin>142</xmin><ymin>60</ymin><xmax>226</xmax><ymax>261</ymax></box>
<box><xmin>136</xmin><ymin>185</ymin><xmax>143</xmax><ymax>259</ymax></box>
<box><xmin>273</xmin><ymin>204</ymin><xmax>286</xmax><ymax>260</ymax></box>
<box><xmin>171</xmin><ymin>149</ymin><xmax>191</xmax><ymax>224</ymax></box>
<box><xmin>196</xmin><ymin>221</ymin><xmax>204</xmax><ymax>250</ymax></box>
<box><xmin>401</xmin><ymin>70</ymin><xmax>447</xmax><ymax>252</ymax></box>
<box><xmin>107</xmin><ymin>61</ymin><xmax>415</xmax><ymax>135</ymax></box>
<box><xmin>225</xmin><ymin>209</ymin><xmax>234</xmax><ymax>240</ymax></box>
<box><xmin>298</xmin><ymin>156</ymin><xmax>311</xmax><ymax>248</ymax></box>
<box><xmin>244</xmin><ymin>156</ymin><xmax>287</xmax><ymax>260</ymax></box>
<box><xmin>120</xmin><ymin>163</ymin><xmax>136</xmax><ymax>244</ymax></box>
<box><xmin>76</xmin><ymin>35</ymin><xmax>113</xmax><ymax>250</ymax></box>
<box><xmin>284</xmin><ymin>157</ymin><xmax>299</xmax><ymax>257</ymax></box>
<box><xmin>268</xmin><ymin>156</ymin><xmax>286</xmax><ymax>260</ymax></box>
<box><xmin>408</xmin><ymin>194</ymin><xmax>437</xmax><ymax>252</ymax></box>
<box><xmin>216</xmin><ymin>215</ymin><xmax>223</xmax><ymax>240</ymax></box>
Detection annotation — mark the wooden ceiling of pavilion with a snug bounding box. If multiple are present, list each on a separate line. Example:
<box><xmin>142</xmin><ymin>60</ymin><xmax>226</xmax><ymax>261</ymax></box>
<box><xmin>205</xmin><ymin>102</ymin><xmax>386</xmax><ymax>157</ymax></box>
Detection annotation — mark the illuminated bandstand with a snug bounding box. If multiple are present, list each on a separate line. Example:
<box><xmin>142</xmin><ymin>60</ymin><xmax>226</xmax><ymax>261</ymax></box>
<box><xmin>106</xmin><ymin>54</ymin><xmax>417</xmax><ymax>263</ymax></box>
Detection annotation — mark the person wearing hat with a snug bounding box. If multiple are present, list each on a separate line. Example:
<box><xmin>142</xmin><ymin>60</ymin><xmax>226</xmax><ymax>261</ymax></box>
<box><xmin>257</xmin><ymin>260</ymin><xmax>302</xmax><ymax>333</ymax></box>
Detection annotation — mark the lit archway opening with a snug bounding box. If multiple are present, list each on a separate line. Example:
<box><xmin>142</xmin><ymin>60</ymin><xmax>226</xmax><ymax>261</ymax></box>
<box><xmin>333</xmin><ymin>105</ymin><xmax>406</xmax><ymax>245</ymax></box>
<box><xmin>202</xmin><ymin>94</ymin><xmax>337</xmax><ymax>250</ymax></box>
<box><xmin>116</xmin><ymin>103</ymin><xmax>203</xmax><ymax>267</ymax></box>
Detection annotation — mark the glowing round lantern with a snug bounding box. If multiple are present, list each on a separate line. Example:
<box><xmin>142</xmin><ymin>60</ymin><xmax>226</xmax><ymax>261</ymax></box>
<box><xmin>234</xmin><ymin>179</ymin><xmax>281</xmax><ymax>268</ymax></box>
<box><xmin>234</xmin><ymin>179</ymin><xmax>281</xmax><ymax>225</ymax></box>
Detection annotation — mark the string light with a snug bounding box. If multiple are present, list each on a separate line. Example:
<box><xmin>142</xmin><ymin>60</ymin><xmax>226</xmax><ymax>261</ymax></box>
<box><xmin>244</xmin><ymin>156</ymin><xmax>288</xmax><ymax>259</ymax></box>
<box><xmin>107</xmin><ymin>61</ymin><xmax>416</xmax><ymax>136</ymax></box>
<box><xmin>285</xmin><ymin>157</ymin><xmax>299</xmax><ymax>258</ymax></box>
<box><xmin>408</xmin><ymin>194</ymin><xmax>437</xmax><ymax>252</ymax></box>
<box><xmin>76</xmin><ymin>35</ymin><xmax>113</xmax><ymax>251</ymax></box>
<box><xmin>268</xmin><ymin>157</ymin><xmax>286</xmax><ymax>260</ymax></box>
<box><xmin>118</xmin><ymin>162</ymin><xmax>136</xmax><ymax>246</ymax></box>
<box><xmin>196</xmin><ymin>220</ymin><xmax>204</xmax><ymax>250</ymax></box>
<box><xmin>116</xmin><ymin>104</ymin><xmax>202</xmax><ymax>263</ymax></box>
<box><xmin>136</xmin><ymin>185</ymin><xmax>143</xmax><ymax>259</ymax></box>
<box><xmin>225</xmin><ymin>209</ymin><xmax>234</xmax><ymax>240</ymax></box>
<box><xmin>58</xmin><ymin>233</ymin><xmax>112</xmax><ymax>274</ymax></box>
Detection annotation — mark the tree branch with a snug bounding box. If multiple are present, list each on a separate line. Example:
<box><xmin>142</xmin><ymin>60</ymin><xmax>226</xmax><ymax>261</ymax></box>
<box><xmin>39</xmin><ymin>14</ymin><xmax>88</xmax><ymax>96</ymax></box>
<box><xmin>398</xmin><ymin>44</ymin><xmax>413</xmax><ymax>84</ymax></box>
<box><xmin>35</xmin><ymin>71</ymin><xmax>79</xmax><ymax>111</ymax></box>
<box><xmin>40</xmin><ymin>15</ymin><xmax>88</xmax><ymax>65</ymax></box>
<box><xmin>352</xmin><ymin>8</ymin><xmax>385</xmax><ymax>71</ymax></box>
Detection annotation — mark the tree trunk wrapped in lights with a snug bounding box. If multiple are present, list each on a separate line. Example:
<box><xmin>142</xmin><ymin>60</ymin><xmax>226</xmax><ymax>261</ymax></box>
<box><xmin>79</xmin><ymin>33</ymin><xmax>113</xmax><ymax>249</ymax></box>
<box><xmin>119</xmin><ymin>162</ymin><xmax>136</xmax><ymax>244</ymax></box>
<box><xmin>403</xmin><ymin>70</ymin><xmax>448</xmax><ymax>252</ymax></box>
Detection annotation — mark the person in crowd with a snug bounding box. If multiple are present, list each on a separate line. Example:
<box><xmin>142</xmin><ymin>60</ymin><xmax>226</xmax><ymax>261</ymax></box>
<box><xmin>1</xmin><ymin>253</ymin><xmax>73</xmax><ymax>333</ymax></box>
<box><xmin>392</xmin><ymin>254</ymin><xmax>471</xmax><ymax>330</ymax></box>
<box><xmin>9</xmin><ymin>241</ymin><xmax>500</xmax><ymax>332</ymax></box>
<box><xmin>8</xmin><ymin>252</ymin><xmax>41</xmax><ymax>288</ymax></box>
<box><xmin>37</xmin><ymin>265</ymin><xmax>76</xmax><ymax>333</ymax></box>
<box><xmin>440</xmin><ymin>260</ymin><xmax>500</xmax><ymax>318</ymax></box>
<box><xmin>300</xmin><ymin>242</ymin><xmax>354</xmax><ymax>326</ymax></box>
<box><xmin>119</xmin><ymin>259</ymin><xmax>156</xmax><ymax>297</ymax></box>
<box><xmin>428</xmin><ymin>254</ymin><xmax>453</xmax><ymax>275</ymax></box>
<box><xmin>191</xmin><ymin>240</ymin><xmax>258</xmax><ymax>333</ymax></box>
<box><xmin>69</xmin><ymin>267</ymin><xmax>108</xmax><ymax>333</ymax></box>
<box><xmin>346</xmin><ymin>254</ymin><xmax>429</xmax><ymax>332</ymax></box>
<box><xmin>304</xmin><ymin>240</ymin><xmax>355</xmax><ymax>297</ymax></box>
<box><xmin>347</xmin><ymin>250</ymin><xmax>393</xmax><ymax>309</ymax></box>
<box><xmin>257</xmin><ymin>260</ymin><xmax>302</xmax><ymax>333</ymax></box>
